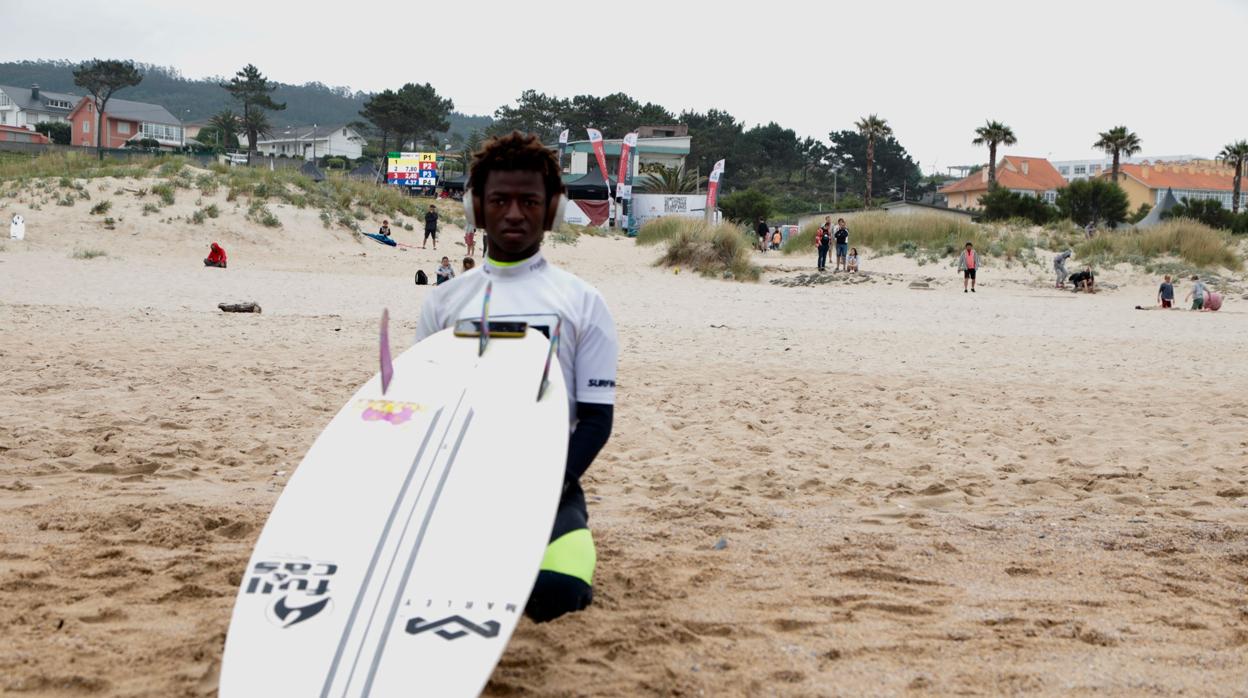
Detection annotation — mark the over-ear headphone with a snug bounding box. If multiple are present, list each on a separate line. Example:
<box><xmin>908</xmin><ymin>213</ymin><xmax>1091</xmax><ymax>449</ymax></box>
<box><xmin>463</xmin><ymin>190</ymin><xmax>567</xmax><ymax>232</ymax></box>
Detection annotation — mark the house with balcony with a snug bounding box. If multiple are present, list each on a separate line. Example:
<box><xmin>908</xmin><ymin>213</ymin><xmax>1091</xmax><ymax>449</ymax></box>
<box><xmin>1100</xmin><ymin>161</ymin><xmax>1248</xmax><ymax>212</ymax></box>
<box><xmin>0</xmin><ymin>84</ymin><xmax>80</xmax><ymax>129</ymax></box>
<box><xmin>68</xmin><ymin>97</ymin><xmax>184</xmax><ymax>150</ymax></box>
<box><xmin>246</xmin><ymin>124</ymin><xmax>366</xmax><ymax>160</ymax></box>
<box><xmin>939</xmin><ymin>156</ymin><xmax>1067</xmax><ymax>209</ymax></box>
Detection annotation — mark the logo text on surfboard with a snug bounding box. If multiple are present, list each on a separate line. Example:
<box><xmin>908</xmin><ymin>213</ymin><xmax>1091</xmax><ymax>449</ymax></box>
<box><xmin>245</xmin><ymin>560</ymin><xmax>338</xmax><ymax>628</ymax></box>
<box><xmin>355</xmin><ymin>399</ymin><xmax>425</xmax><ymax>425</ymax></box>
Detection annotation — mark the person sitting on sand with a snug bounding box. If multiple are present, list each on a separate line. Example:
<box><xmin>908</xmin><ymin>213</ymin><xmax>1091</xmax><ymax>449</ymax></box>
<box><xmin>377</xmin><ymin>219</ymin><xmax>392</xmax><ymax>239</ymax></box>
<box><xmin>1069</xmin><ymin>267</ymin><xmax>1095</xmax><ymax>293</ymax></box>
<box><xmin>847</xmin><ymin>247</ymin><xmax>859</xmax><ymax>273</ymax></box>
<box><xmin>1185</xmin><ymin>275</ymin><xmax>1207</xmax><ymax>310</ymax></box>
<box><xmin>462</xmin><ymin>256</ymin><xmax>476</xmax><ymax>273</ymax></box>
<box><xmin>957</xmin><ymin>241</ymin><xmax>978</xmax><ymax>292</ymax></box>
<box><xmin>435</xmin><ymin>256</ymin><xmax>455</xmax><ymax>285</ymax></box>
<box><xmin>1054</xmin><ymin>249</ymin><xmax>1072</xmax><ymax>288</ymax></box>
<box><xmin>1158</xmin><ymin>274</ymin><xmax>1174</xmax><ymax>308</ymax></box>
<box><xmin>204</xmin><ymin>242</ymin><xmax>227</xmax><ymax>269</ymax></box>
<box><xmin>416</xmin><ymin>131</ymin><xmax>618</xmax><ymax>623</ymax></box>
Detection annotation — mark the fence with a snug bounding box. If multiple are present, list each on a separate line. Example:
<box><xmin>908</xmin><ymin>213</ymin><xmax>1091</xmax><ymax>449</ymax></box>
<box><xmin>0</xmin><ymin>140</ymin><xmax>326</xmax><ymax>172</ymax></box>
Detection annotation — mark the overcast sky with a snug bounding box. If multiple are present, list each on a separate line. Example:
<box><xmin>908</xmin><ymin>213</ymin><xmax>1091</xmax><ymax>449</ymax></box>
<box><xmin>4</xmin><ymin>0</ymin><xmax>1245</xmax><ymax>173</ymax></box>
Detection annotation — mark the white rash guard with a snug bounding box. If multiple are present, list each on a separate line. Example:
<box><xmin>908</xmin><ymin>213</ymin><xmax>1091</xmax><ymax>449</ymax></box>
<box><xmin>415</xmin><ymin>252</ymin><xmax>618</xmax><ymax>424</ymax></box>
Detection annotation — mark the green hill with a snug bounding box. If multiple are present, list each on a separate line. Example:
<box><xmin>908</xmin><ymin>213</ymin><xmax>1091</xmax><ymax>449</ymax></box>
<box><xmin>0</xmin><ymin>60</ymin><xmax>491</xmax><ymax>141</ymax></box>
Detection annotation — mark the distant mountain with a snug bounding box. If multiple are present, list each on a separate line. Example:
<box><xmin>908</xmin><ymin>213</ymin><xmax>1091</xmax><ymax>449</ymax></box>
<box><xmin>0</xmin><ymin>60</ymin><xmax>491</xmax><ymax>141</ymax></box>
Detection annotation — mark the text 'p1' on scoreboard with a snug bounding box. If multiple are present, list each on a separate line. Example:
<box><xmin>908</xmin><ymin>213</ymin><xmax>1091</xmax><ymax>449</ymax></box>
<box><xmin>387</xmin><ymin>151</ymin><xmax>438</xmax><ymax>187</ymax></box>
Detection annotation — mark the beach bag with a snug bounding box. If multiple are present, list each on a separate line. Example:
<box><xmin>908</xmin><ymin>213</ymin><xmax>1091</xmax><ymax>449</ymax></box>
<box><xmin>415</xmin><ymin>269</ymin><xmax>428</xmax><ymax>285</ymax></box>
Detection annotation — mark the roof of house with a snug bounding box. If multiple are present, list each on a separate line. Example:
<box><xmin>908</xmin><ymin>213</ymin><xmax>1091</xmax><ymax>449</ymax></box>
<box><xmin>1111</xmin><ymin>162</ymin><xmax>1240</xmax><ymax>192</ymax></box>
<box><xmin>70</xmin><ymin>96</ymin><xmax>181</xmax><ymax>126</ymax></box>
<box><xmin>0</xmin><ymin>124</ymin><xmax>51</xmax><ymax>141</ymax></box>
<box><xmin>880</xmin><ymin>200</ymin><xmax>977</xmax><ymax>216</ymax></box>
<box><xmin>0</xmin><ymin>84</ymin><xmax>81</xmax><ymax>112</ymax></box>
<box><xmin>939</xmin><ymin>156</ymin><xmax>1066</xmax><ymax>194</ymax></box>
<box><xmin>256</xmin><ymin>124</ymin><xmax>361</xmax><ymax>142</ymax></box>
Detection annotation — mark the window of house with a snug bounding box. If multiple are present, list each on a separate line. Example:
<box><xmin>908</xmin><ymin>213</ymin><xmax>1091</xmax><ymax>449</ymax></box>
<box><xmin>1059</xmin><ymin>166</ymin><xmax>1070</xmax><ymax>175</ymax></box>
<box><xmin>0</xmin><ymin>93</ymin><xmax>9</xmax><ymax>106</ymax></box>
<box><xmin>342</xmin><ymin>128</ymin><xmax>348</xmax><ymax>136</ymax></box>
<box><xmin>141</xmin><ymin>122</ymin><xmax>183</xmax><ymax>142</ymax></box>
<box><xmin>48</xmin><ymin>99</ymin><xmax>72</xmax><ymax>109</ymax></box>
<box><xmin>1073</xmin><ymin>165</ymin><xmax>1087</xmax><ymax>175</ymax></box>
<box><xmin>83</xmin><ymin>120</ymin><xmax>89</xmax><ymax>133</ymax></box>
<box><xmin>1090</xmin><ymin>164</ymin><xmax>1101</xmax><ymax>173</ymax></box>
<box><xmin>118</xmin><ymin>121</ymin><xmax>130</xmax><ymax>134</ymax></box>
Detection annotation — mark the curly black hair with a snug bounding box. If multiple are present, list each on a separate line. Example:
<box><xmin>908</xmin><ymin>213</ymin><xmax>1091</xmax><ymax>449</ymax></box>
<box><xmin>468</xmin><ymin>131</ymin><xmax>564</xmax><ymax>203</ymax></box>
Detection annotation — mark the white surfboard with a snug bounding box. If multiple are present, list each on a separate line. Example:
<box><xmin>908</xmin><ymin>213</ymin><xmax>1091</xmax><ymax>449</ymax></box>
<box><xmin>220</xmin><ymin>327</ymin><xmax>568</xmax><ymax>698</ymax></box>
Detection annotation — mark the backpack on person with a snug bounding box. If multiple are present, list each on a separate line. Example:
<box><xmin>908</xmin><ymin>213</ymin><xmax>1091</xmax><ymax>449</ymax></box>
<box><xmin>415</xmin><ymin>269</ymin><xmax>429</xmax><ymax>285</ymax></box>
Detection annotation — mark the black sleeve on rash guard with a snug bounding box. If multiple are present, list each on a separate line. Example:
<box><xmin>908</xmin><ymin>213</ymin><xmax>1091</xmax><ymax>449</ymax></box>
<box><xmin>565</xmin><ymin>402</ymin><xmax>613</xmax><ymax>485</ymax></box>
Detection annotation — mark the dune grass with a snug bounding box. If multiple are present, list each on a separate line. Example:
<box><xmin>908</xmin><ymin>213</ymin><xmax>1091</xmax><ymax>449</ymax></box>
<box><xmin>783</xmin><ymin>213</ymin><xmax>984</xmax><ymax>257</ymax></box>
<box><xmin>71</xmin><ymin>248</ymin><xmax>107</xmax><ymax>259</ymax></box>
<box><xmin>636</xmin><ymin>216</ymin><xmax>689</xmax><ymax>246</ymax></box>
<box><xmin>1076</xmin><ymin>219</ymin><xmax>1241</xmax><ymax>271</ymax></box>
<box><xmin>643</xmin><ymin>217</ymin><xmax>759</xmax><ymax>281</ymax></box>
<box><xmin>0</xmin><ymin>151</ymin><xmax>166</xmax><ymax>181</ymax></box>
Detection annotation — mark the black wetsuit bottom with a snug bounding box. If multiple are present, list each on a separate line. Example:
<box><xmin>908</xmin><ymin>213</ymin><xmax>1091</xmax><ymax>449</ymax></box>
<box><xmin>524</xmin><ymin>482</ymin><xmax>594</xmax><ymax>623</ymax></box>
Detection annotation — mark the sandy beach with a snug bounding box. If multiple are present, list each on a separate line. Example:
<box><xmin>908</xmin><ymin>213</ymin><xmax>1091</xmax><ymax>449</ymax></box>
<box><xmin>2</xmin><ymin>180</ymin><xmax>1248</xmax><ymax>696</ymax></box>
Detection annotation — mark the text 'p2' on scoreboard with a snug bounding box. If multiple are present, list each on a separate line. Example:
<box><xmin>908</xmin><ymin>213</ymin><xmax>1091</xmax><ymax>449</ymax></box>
<box><xmin>387</xmin><ymin>152</ymin><xmax>438</xmax><ymax>187</ymax></box>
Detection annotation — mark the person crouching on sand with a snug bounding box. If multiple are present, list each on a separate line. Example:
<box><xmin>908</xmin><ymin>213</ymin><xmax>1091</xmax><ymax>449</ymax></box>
<box><xmin>204</xmin><ymin>242</ymin><xmax>227</xmax><ymax>268</ymax></box>
<box><xmin>847</xmin><ymin>247</ymin><xmax>859</xmax><ymax>273</ymax></box>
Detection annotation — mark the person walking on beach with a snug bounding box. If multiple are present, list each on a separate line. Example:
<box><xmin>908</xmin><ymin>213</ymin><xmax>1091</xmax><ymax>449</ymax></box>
<box><xmin>958</xmin><ymin>241</ymin><xmax>978</xmax><ymax>292</ymax></box>
<box><xmin>1158</xmin><ymin>274</ymin><xmax>1174</xmax><ymax>308</ymax></box>
<box><xmin>833</xmin><ymin>218</ymin><xmax>849</xmax><ymax>271</ymax></box>
<box><xmin>423</xmin><ymin>204</ymin><xmax>439</xmax><ymax>249</ymax></box>
<box><xmin>814</xmin><ymin>216</ymin><xmax>831</xmax><ymax>271</ymax></box>
<box><xmin>756</xmin><ymin>218</ymin><xmax>769</xmax><ymax>252</ymax></box>
<box><xmin>465</xmin><ymin>223</ymin><xmax>477</xmax><ymax>257</ymax></box>
<box><xmin>1186</xmin><ymin>275</ymin><xmax>1207</xmax><ymax>310</ymax></box>
<box><xmin>416</xmin><ymin>131</ymin><xmax>618</xmax><ymax>623</ymax></box>
<box><xmin>1054</xmin><ymin>248</ymin><xmax>1072</xmax><ymax>288</ymax></box>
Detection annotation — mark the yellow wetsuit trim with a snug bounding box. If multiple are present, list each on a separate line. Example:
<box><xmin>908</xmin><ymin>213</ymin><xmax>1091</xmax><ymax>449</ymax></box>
<box><xmin>539</xmin><ymin>528</ymin><xmax>596</xmax><ymax>586</ymax></box>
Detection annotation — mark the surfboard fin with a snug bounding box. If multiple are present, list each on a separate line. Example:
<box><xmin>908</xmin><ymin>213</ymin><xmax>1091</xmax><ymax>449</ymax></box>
<box><xmin>380</xmin><ymin>308</ymin><xmax>394</xmax><ymax>395</ymax></box>
<box><xmin>536</xmin><ymin>319</ymin><xmax>561</xmax><ymax>402</ymax></box>
<box><xmin>478</xmin><ymin>281</ymin><xmax>492</xmax><ymax>357</ymax></box>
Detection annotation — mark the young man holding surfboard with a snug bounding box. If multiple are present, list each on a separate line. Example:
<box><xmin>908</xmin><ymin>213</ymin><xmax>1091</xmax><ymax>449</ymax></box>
<box><xmin>416</xmin><ymin>132</ymin><xmax>618</xmax><ymax>623</ymax></box>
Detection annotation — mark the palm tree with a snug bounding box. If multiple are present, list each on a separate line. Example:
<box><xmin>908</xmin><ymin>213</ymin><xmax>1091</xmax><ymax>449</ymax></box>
<box><xmin>855</xmin><ymin>114</ymin><xmax>892</xmax><ymax>205</ymax></box>
<box><xmin>638</xmin><ymin>165</ymin><xmax>704</xmax><ymax>194</ymax></box>
<box><xmin>1219</xmin><ymin>140</ymin><xmax>1248</xmax><ymax>214</ymax></box>
<box><xmin>208</xmin><ymin>109</ymin><xmax>242</xmax><ymax>150</ymax></box>
<box><xmin>1093</xmin><ymin>126</ymin><xmax>1142</xmax><ymax>182</ymax></box>
<box><xmin>243</xmin><ymin>110</ymin><xmax>272</xmax><ymax>152</ymax></box>
<box><xmin>971</xmin><ymin>120</ymin><xmax>1017</xmax><ymax>187</ymax></box>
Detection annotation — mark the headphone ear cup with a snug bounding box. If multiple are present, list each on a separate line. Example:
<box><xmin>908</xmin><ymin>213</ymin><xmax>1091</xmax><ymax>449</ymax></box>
<box><xmin>547</xmin><ymin>194</ymin><xmax>567</xmax><ymax>232</ymax></box>
<box><xmin>462</xmin><ymin>190</ymin><xmax>476</xmax><ymax>228</ymax></box>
